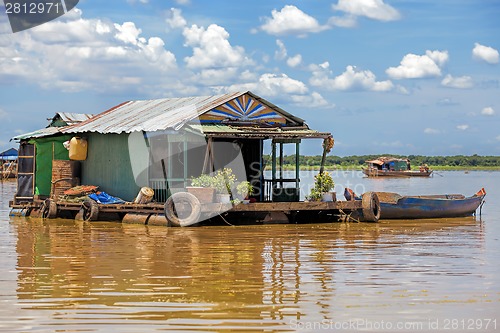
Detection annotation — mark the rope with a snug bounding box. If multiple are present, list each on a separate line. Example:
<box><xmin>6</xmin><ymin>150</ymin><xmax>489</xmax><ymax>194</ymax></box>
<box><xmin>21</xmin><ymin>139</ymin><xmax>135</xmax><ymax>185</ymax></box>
<box><xmin>338</xmin><ymin>208</ymin><xmax>360</xmax><ymax>223</ymax></box>
<box><xmin>218</xmin><ymin>213</ymin><xmax>234</xmax><ymax>226</ymax></box>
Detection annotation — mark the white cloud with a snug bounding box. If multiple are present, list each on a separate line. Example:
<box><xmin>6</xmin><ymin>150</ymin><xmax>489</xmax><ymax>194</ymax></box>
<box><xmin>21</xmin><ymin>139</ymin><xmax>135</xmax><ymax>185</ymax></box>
<box><xmin>114</xmin><ymin>22</ymin><xmax>143</xmax><ymax>45</ymax></box>
<box><xmin>0</xmin><ymin>108</ymin><xmax>8</xmax><ymax>120</ymax></box>
<box><xmin>166</xmin><ymin>8</ymin><xmax>187</xmax><ymax>30</ymax></box>
<box><xmin>287</xmin><ymin>54</ymin><xmax>302</xmax><ymax>68</ymax></box>
<box><xmin>290</xmin><ymin>92</ymin><xmax>330</xmax><ymax>108</ymax></box>
<box><xmin>328</xmin><ymin>15</ymin><xmax>357</xmax><ymax>28</ymax></box>
<box><xmin>175</xmin><ymin>0</ymin><xmax>190</xmax><ymax>4</ymax></box>
<box><xmin>472</xmin><ymin>43</ymin><xmax>499</xmax><ymax>64</ymax></box>
<box><xmin>481</xmin><ymin>107</ymin><xmax>495</xmax><ymax>116</ymax></box>
<box><xmin>437</xmin><ymin>98</ymin><xmax>458</xmax><ymax>106</ymax></box>
<box><xmin>496</xmin><ymin>135</ymin><xmax>500</xmax><ymax>141</ymax></box>
<box><xmin>183</xmin><ymin>24</ymin><xmax>252</xmax><ymax>69</ymax></box>
<box><xmin>386</xmin><ymin>50</ymin><xmax>448</xmax><ymax>79</ymax></box>
<box><xmin>127</xmin><ymin>0</ymin><xmax>149</xmax><ymax>4</ymax></box>
<box><xmin>310</xmin><ymin>63</ymin><xmax>394</xmax><ymax>92</ymax></box>
<box><xmin>332</xmin><ymin>0</ymin><xmax>401</xmax><ymax>21</ymax></box>
<box><xmin>224</xmin><ymin>73</ymin><xmax>327</xmax><ymax>107</ymax></box>
<box><xmin>424</xmin><ymin>128</ymin><xmax>440</xmax><ymax>134</ymax></box>
<box><xmin>275</xmin><ymin>39</ymin><xmax>287</xmax><ymax>60</ymax></box>
<box><xmin>441</xmin><ymin>74</ymin><xmax>473</xmax><ymax>89</ymax></box>
<box><xmin>456</xmin><ymin>124</ymin><xmax>469</xmax><ymax>131</ymax></box>
<box><xmin>260</xmin><ymin>5</ymin><xmax>329</xmax><ymax>37</ymax></box>
<box><xmin>254</xmin><ymin>73</ymin><xmax>308</xmax><ymax>96</ymax></box>
<box><xmin>0</xmin><ymin>9</ymin><xmax>178</xmax><ymax>92</ymax></box>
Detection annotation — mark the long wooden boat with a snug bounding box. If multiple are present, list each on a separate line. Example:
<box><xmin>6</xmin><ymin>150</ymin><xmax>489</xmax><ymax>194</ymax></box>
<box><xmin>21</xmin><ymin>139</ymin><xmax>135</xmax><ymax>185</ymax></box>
<box><xmin>362</xmin><ymin>168</ymin><xmax>432</xmax><ymax>177</ymax></box>
<box><xmin>375</xmin><ymin>188</ymin><xmax>486</xmax><ymax>219</ymax></box>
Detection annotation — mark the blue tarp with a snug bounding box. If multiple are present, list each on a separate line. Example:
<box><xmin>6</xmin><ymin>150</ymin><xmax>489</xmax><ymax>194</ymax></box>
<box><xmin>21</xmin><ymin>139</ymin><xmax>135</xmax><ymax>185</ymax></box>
<box><xmin>88</xmin><ymin>192</ymin><xmax>126</xmax><ymax>204</ymax></box>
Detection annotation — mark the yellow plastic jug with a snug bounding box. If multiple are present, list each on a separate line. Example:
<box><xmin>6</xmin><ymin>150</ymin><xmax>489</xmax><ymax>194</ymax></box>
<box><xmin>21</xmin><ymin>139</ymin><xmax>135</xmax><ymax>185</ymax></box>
<box><xmin>69</xmin><ymin>137</ymin><xmax>88</xmax><ymax>160</ymax></box>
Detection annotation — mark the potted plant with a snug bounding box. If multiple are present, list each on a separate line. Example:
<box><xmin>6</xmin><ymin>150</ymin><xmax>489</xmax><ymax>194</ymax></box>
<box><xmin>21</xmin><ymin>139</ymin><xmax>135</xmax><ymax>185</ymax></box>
<box><xmin>236</xmin><ymin>181</ymin><xmax>254</xmax><ymax>204</ymax></box>
<box><xmin>212</xmin><ymin>168</ymin><xmax>236</xmax><ymax>203</ymax></box>
<box><xmin>188</xmin><ymin>174</ymin><xmax>216</xmax><ymax>203</ymax></box>
<box><xmin>309</xmin><ymin>171</ymin><xmax>336</xmax><ymax>202</ymax></box>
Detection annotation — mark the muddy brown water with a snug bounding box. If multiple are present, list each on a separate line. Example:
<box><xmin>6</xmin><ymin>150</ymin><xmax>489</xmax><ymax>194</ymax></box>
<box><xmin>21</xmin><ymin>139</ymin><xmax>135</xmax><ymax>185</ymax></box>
<box><xmin>1</xmin><ymin>171</ymin><xmax>499</xmax><ymax>332</ymax></box>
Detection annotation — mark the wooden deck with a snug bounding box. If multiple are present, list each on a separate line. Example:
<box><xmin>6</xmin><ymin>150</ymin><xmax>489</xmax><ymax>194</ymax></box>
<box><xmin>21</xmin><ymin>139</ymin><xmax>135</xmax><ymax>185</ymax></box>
<box><xmin>10</xmin><ymin>199</ymin><xmax>369</xmax><ymax>225</ymax></box>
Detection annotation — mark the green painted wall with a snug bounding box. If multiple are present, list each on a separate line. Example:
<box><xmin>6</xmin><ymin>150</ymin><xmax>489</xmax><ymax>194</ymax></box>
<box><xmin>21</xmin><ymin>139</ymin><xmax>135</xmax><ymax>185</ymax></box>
<box><xmin>30</xmin><ymin>135</ymin><xmax>72</xmax><ymax>196</ymax></box>
<box><xmin>81</xmin><ymin>133</ymin><xmax>141</xmax><ymax>201</ymax></box>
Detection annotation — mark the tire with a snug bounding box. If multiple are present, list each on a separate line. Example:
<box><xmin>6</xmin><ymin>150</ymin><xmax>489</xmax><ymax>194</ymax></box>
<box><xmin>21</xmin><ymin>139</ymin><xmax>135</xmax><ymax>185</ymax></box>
<box><xmin>362</xmin><ymin>192</ymin><xmax>380</xmax><ymax>222</ymax></box>
<box><xmin>164</xmin><ymin>192</ymin><xmax>201</xmax><ymax>227</ymax></box>
<box><xmin>82</xmin><ymin>200</ymin><xmax>99</xmax><ymax>221</ymax></box>
<box><xmin>42</xmin><ymin>199</ymin><xmax>58</xmax><ymax>219</ymax></box>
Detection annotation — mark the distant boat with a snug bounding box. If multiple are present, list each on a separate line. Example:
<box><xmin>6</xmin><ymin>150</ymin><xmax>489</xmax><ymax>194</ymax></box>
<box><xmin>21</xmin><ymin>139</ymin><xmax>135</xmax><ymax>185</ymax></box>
<box><xmin>375</xmin><ymin>188</ymin><xmax>486</xmax><ymax>219</ymax></box>
<box><xmin>362</xmin><ymin>156</ymin><xmax>432</xmax><ymax>177</ymax></box>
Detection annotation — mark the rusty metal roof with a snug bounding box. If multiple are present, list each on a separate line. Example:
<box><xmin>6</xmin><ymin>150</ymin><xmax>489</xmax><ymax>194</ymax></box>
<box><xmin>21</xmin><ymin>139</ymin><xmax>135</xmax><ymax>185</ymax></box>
<box><xmin>62</xmin><ymin>91</ymin><xmax>305</xmax><ymax>134</ymax></box>
<box><xmin>11</xmin><ymin>127</ymin><xmax>62</xmax><ymax>141</ymax></box>
<box><xmin>366</xmin><ymin>157</ymin><xmax>409</xmax><ymax>165</ymax></box>
<box><xmin>12</xmin><ymin>113</ymin><xmax>94</xmax><ymax>141</ymax></box>
<box><xmin>55</xmin><ymin>112</ymin><xmax>94</xmax><ymax>126</ymax></box>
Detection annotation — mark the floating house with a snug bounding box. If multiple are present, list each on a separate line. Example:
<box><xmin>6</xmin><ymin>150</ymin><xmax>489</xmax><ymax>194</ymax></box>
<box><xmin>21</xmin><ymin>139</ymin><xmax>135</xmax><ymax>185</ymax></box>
<box><xmin>11</xmin><ymin>91</ymin><xmax>381</xmax><ymax>225</ymax></box>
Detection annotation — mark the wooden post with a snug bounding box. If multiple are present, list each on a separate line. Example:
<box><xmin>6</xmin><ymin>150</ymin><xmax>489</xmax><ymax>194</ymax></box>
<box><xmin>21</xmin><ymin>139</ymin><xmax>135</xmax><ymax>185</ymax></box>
<box><xmin>259</xmin><ymin>139</ymin><xmax>264</xmax><ymax>202</ymax></box>
<box><xmin>202</xmin><ymin>137</ymin><xmax>214</xmax><ymax>174</ymax></box>
<box><xmin>295</xmin><ymin>142</ymin><xmax>300</xmax><ymax>193</ymax></box>
<box><xmin>271</xmin><ymin>141</ymin><xmax>276</xmax><ymax>200</ymax></box>
<box><xmin>279</xmin><ymin>142</ymin><xmax>284</xmax><ymax>187</ymax></box>
<box><xmin>319</xmin><ymin>138</ymin><xmax>328</xmax><ymax>175</ymax></box>
<box><xmin>183</xmin><ymin>138</ymin><xmax>188</xmax><ymax>188</ymax></box>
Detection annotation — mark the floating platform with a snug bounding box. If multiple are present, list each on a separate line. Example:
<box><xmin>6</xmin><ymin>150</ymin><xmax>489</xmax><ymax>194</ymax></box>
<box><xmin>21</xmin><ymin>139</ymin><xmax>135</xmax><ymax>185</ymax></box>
<box><xmin>9</xmin><ymin>191</ymin><xmax>381</xmax><ymax>226</ymax></box>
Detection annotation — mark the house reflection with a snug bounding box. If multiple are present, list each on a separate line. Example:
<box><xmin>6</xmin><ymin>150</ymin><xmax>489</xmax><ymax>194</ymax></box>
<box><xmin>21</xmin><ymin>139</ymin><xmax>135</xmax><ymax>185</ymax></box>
<box><xmin>14</xmin><ymin>217</ymin><xmax>481</xmax><ymax>324</ymax></box>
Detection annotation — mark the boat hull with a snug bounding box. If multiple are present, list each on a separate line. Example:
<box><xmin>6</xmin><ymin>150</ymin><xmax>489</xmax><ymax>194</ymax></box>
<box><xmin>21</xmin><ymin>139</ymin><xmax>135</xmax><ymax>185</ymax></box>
<box><xmin>362</xmin><ymin>168</ymin><xmax>432</xmax><ymax>177</ymax></box>
<box><xmin>379</xmin><ymin>193</ymin><xmax>485</xmax><ymax>219</ymax></box>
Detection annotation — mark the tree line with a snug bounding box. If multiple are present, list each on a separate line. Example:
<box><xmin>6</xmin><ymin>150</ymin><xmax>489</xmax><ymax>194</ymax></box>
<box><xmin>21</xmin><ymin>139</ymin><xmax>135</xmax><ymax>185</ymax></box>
<box><xmin>265</xmin><ymin>154</ymin><xmax>500</xmax><ymax>168</ymax></box>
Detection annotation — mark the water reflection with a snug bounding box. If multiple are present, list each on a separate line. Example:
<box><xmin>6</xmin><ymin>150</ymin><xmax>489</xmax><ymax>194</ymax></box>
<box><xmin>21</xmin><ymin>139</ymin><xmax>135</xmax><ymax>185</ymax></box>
<box><xmin>11</xmin><ymin>215</ymin><xmax>489</xmax><ymax>331</ymax></box>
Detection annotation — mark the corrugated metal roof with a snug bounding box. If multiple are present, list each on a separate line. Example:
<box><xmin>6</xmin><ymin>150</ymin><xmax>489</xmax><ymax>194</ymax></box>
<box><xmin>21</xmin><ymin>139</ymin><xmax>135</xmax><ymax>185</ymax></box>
<box><xmin>12</xmin><ymin>113</ymin><xmax>94</xmax><ymax>141</ymax></box>
<box><xmin>11</xmin><ymin>127</ymin><xmax>61</xmax><ymax>141</ymax></box>
<box><xmin>62</xmin><ymin>91</ymin><xmax>306</xmax><ymax>134</ymax></box>
<box><xmin>56</xmin><ymin>112</ymin><xmax>94</xmax><ymax>125</ymax></box>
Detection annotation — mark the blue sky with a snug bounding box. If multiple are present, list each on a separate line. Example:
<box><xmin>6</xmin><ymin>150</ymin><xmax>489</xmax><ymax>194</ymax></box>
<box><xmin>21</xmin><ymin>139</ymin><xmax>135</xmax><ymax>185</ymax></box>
<box><xmin>0</xmin><ymin>0</ymin><xmax>499</xmax><ymax>156</ymax></box>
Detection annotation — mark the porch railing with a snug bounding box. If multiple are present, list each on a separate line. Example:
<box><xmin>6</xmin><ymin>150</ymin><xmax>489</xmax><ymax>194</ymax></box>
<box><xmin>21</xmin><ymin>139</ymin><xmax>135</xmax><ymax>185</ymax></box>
<box><xmin>263</xmin><ymin>178</ymin><xmax>300</xmax><ymax>202</ymax></box>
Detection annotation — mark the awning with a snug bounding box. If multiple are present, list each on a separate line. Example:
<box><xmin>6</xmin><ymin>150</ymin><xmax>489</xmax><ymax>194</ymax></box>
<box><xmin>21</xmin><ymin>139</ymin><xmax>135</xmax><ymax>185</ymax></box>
<box><xmin>366</xmin><ymin>159</ymin><xmax>384</xmax><ymax>165</ymax></box>
<box><xmin>188</xmin><ymin>124</ymin><xmax>331</xmax><ymax>140</ymax></box>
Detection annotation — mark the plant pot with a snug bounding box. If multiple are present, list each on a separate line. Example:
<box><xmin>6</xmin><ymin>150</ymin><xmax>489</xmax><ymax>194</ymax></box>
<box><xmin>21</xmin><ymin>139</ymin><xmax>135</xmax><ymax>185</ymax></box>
<box><xmin>187</xmin><ymin>186</ymin><xmax>215</xmax><ymax>204</ymax></box>
<box><xmin>321</xmin><ymin>192</ymin><xmax>336</xmax><ymax>202</ymax></box>
<box><xmin>216</xmin><ymin>194</ymin><xmax>231</xmax><ymax>204</ymax></box>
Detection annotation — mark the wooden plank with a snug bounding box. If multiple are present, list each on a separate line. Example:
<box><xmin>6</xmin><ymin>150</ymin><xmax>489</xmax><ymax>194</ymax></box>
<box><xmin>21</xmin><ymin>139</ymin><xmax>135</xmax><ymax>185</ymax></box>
<box><xmin>229</xmin><ymin>201</ymin><xmax>361</xmax><ymax>212</ymax></box>
<box><xmin>10</xmin><ymin>199</ymin><xmax>363</xmax><ymax>218</ymax></box>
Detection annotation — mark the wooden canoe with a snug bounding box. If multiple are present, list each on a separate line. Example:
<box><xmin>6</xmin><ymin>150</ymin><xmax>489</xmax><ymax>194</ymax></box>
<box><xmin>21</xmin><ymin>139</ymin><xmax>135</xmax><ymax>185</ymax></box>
<box><xmin>375</xmin><ymin>188</ymin><xmax>486</xmax><ymax>219</ymax></box>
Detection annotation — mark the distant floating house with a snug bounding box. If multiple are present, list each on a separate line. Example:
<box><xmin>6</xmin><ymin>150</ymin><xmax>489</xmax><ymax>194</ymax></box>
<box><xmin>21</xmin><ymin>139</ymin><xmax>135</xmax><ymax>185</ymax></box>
<box><xmin>1</xmin><ymin>148</ymin><xmax>18</xmax><ymax>179</ymax></box>
<box><xmin>0</xmin><ymin>148</ymin><xmax>18</xmax><ymax>161</ymax></box>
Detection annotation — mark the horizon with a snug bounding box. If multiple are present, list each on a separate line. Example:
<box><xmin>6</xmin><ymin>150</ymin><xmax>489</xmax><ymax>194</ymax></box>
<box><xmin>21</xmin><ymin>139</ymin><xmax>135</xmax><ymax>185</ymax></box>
<box><xmin>1</xmin><ymin>1</ymin><xmax>499</xmax><ymax>156</ymax></box>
